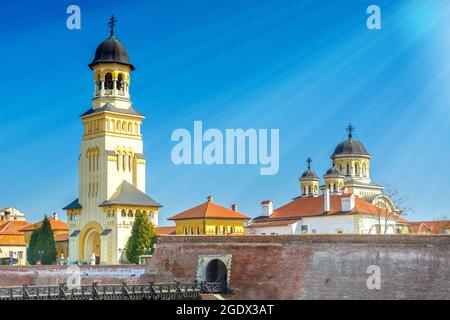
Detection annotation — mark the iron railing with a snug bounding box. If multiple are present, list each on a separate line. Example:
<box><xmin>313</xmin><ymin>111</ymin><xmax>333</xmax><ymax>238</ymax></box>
<box><xmin>0</xmin><ymin>281</ymin><xmax>228</xmax><ymax>300</ymax></box>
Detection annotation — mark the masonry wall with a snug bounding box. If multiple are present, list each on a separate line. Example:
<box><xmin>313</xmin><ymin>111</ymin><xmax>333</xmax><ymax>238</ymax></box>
<box><xmin>149</xmin><ymin>235</ymin><xmax>450</xmax><ymax>300</ymax></box>
<box><xmin>0</xmin><ymin>265</ymin><xmax>151</xmax><ymax>287</ymax></box>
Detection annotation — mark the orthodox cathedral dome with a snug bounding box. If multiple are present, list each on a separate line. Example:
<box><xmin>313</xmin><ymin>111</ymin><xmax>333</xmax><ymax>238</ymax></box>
<box><xmin>331</xmin><ymin>124</ymin><xmax>370</xmax><ymax>159</ymax></box>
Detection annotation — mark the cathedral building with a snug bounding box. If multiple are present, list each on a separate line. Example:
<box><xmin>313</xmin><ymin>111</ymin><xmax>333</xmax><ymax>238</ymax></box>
<box><xmin>248</xmin><ymin>124</ymin><xmax>407</xmax><ymax>235</ymax></box>
<box><xmin>64</xmin><ymin>18</ymin><xmax>162</xmax><ymax>264</ymax></box>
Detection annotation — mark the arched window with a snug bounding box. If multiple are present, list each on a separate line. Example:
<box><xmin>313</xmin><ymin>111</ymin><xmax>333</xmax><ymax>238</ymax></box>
<box><xmin>117</xmin><ymin>73</ymin><xmax>123</xmax><ymax>90</ymax></box>
<box><xmin>97</xmin><ymin>75</ymin><xmax>101</xmax><ymax>90</ymax></box>
<box><xmin>116</xmin><ymin>120</ymin><xmax>121</xmax><ymax>131</ymax></box>
<box><xmin>123</xmin><ymin>154</ymin><xmax>127</xmax><ymax>171</ymax></box>
<box><xmin>215</xmin><ymin>226</ymin><xmax>219</xmax><ymax>235</ymax></box>
<box><xmin>230</xmin><ymin>227</ymin><xmax>234</xmax><ymax>235</ymax></box>
<box><xmin>190</xmin><ymin>227</ymin><xmax>194</xmax><ymax>235</ymax></box>
<box><xmin>128</xmin><ymin>209</ymin><xmax>133</xmax><ymax>218</ymax></box>
<box><xmin>122</xmin><ymin>122</ymin><xmax>126</xmax><ymax>132</ymax></box>
<box><xmin>355</xmin><ymin>163</ymin><xmax>359</xmax><ymax>175</ymax></box>
<box><xmin>121</xmin><ymin>209</ymin><xmax>126</xmax><ymax>217</ymax></box>
<box><xmin>105</xmin><ymin>73</ymin><xmax>113</xmax><ymax>89</ymax></box>
<box><xmin>308</xmin><ymin>186</ymin><xmax>311</xmax><ymax>195</ymax></box>
<box><xmin>346</xmin><ymin>163</ymin><xmax>350</xmax><ymax>175</ymax></box>
<box><xmin>196</xmin><ymin>226</ymin><xmax>200</xmax><ymax>235</ymax></box>
<box><xmin>222</xmin><ymin>226</ymin><xmax>226</xmax><ymax>235</ymax></box>
<box><xmin>183</xmin><ymin>227</ymin><xmax>187</xmax><ymax>235</ymax></box>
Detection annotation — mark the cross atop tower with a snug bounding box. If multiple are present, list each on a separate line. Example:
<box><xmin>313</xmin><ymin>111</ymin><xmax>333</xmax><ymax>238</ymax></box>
<box><xmin>346</xmin><ymin>123</ymin><xmax>355</xmax><ymax>139</ymax></box>
<box><xmin>108</xmin><ymin>15</ymin><xmax>117</xmax><ymax>36</ymax></box>
<box><xmin>306</xmin><ymin>157</ymin><xmax>312</xmax><ymax>170</ymax></box>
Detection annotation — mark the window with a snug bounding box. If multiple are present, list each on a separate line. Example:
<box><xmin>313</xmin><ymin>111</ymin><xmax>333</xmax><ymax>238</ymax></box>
<box><xmin>355</xmin><ymin>163</ymin><xmax>359</xmax><ymax>175</ymax></box>
<box><xmin>346</xmin><ymin>163</ymin><xmax>350</xmax><ymax>175</ymax></box>
<box><xmin>105</xmin><ymin>73</ymin><xmax>113</xmax><ymax>89</ymax></box>
<box><xmin>196</xmin><ymin>226</ymin><xmax>200</xmax><ymax>235</ymax></box>
<box><xmin>121</xmin><ymin>209</ymin><xmax>126</xmax><ymax>217</ymax></box>
<box><xmin>117</xmin><ymin>73</ymin><xmax>123</xmax><ymax>90</ymax></box>
<box><xmin>215</xmin><ymin>226</ymin><xmax>219</xmax><ymax>235</ymax></box>
<box><xmin>301</xmin><ymin>225</ymin><xmax>308</xmax><ymax>234</ymax></box>
<box><xmin>190</xmin><ymin>227</ymin><xmax>194</xmax><ymax>235</ymax></box>
<box><xmin>230</xmin><ymin>227</ymin><xmax>234</xmax><ymax>235</ymax></box>
<box><xmin>223</xmin><ymin>226</ymin><xmax>227</xmax><ymax>235</ymax></box>
<box><xmin>183</xmin><ymin>227</ymin><xmax>187</xmax><ymax>235</ymax></box>
<box><xmin>128</xmin><ymin>210</ymin><xmax>133</xmax><ymax>218</ymax></box>
<box><xmin>336</xmin><ymin>228</ymin><xmax>344</xmax><ymax>234</ymax></box>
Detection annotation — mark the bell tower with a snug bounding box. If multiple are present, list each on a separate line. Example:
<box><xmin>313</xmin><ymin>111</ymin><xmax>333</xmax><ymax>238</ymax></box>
<box><xmin>64</xmin><ymin>16</ymin><xmax>162</xmax><ymax>265</ymax></box>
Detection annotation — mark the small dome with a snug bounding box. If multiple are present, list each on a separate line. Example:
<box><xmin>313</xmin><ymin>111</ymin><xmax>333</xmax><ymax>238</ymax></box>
<box><xmin>324</xmin><ymin>167</ymin><xmax>343</xmax><ymax>176</ymax></box>
<box><xmin>301</xmin><ymin>169</ymin><xmax>318</xmax><ymax>179</ymax></box>
<box><xmin>89</xmin><ymin>35</ymin><xmax>135</xmax><ymax>70</ymax></box>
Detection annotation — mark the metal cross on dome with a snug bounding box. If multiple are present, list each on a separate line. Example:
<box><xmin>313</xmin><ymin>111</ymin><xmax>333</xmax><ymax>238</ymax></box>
<box><xmin>306</xmin><ymin>157</ymin><xmax>312</xmax><ymax>170</ymax></box>
<box><xmin>347</xmin><ymin>123</ymin><xmax>355</xmax><ymax>139</ymax></box>
<box><xmin>108</xmin><ymin>15</ymin><xmax>117</xmax><ymax>36</ymax></box>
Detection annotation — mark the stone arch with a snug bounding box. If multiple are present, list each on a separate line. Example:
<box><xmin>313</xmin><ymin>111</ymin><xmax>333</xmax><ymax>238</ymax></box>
<box><xmin>79</xmin><ymin>221</ymin><xmax>103</xmax><ymax>263</ymax></box>
<box><xmin>206</xmin><ymin>259</ymin><xmax>228</xmax><ymax>283</ymax></box>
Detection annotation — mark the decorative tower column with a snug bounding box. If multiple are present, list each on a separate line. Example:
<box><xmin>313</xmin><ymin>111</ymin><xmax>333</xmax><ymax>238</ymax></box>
<box><xmin>299</xmin><ymin>158</ymin><xmax>320</xmax><ymax>197</ymax></box>
<box><xmin>64</xmin><ymin>16</ymin><xmax>162</xmax><ymax>265</ymax></box>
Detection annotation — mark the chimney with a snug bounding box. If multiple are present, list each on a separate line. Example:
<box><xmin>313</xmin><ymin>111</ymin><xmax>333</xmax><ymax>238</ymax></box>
<box><xmin>261</xmin><ymin>200</ymin><xmax>273</xmax><ymax>216</ymax></box>
<box><xmin>341</xmin><ymin>194</ymin><xmax>355</xmax><ymax>212</ymax></box>
<box><xmin>324</xmin><ymin>188</ymin><xmax>330</xmax><ymax>213</ymax></box>
<box><xmin>231</xmin><ymin>204</ymin><xmax>238</xmax><ymax>211</ymax></box>
<box><xmin>207</xmin><ymin>195</ymin><xmax>214</xmax><ymax>203</ymax></box>
<box><xmin>53</xmin><ymin>211</ymin><xmax>58</xmax><ymax>220</ymax></box>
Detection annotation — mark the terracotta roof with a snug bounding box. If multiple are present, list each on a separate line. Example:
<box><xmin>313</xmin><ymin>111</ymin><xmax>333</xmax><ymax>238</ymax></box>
<box><xmin>54</xmin><ymin>233</ymin><xmax>69</xmax><ymax>242</ymax></box>
<box><xmin>0</xmin><ymin>220</ymin><xmax>31</xmax><ymax>246</ymax></box>
<box><xmin>155</xmin><ymin>226</ymin><xmax>177</xmax><ymax>235</ymax></box>
<box><xmin>20</xmin><ymin>217</ymin><xmax>68</xmax><ymax>232</ymax></box>
<box><xmin>169</xmin><ymin>201</ymin><xmax>251</xmax><ymax>221</ymax></box>
<box><xmin>269</xmin><ymin>194</ymin><xmax>388</xmax><ymax>219</ymax></box>
<box><xmin>0</xmin><ymin>220</ymin><xmax>31</xmax><ymax>235</ymax></box>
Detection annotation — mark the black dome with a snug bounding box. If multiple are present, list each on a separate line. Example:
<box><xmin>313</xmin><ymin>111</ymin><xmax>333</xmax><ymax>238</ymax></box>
<box><xmin>301</xmin><ymin>169</ymin><xmax>318</xmax><ymax>179</ymax></box>
<box><xmin>89</xmin><ymin>35</ymin><xmax>135</xmax><ymax>70</ymax></box>
<box><xmin>325</xmin><ymin>167</ymin><xmax>343</xmax><ymax>176</ymax></box>
<box><xmin>331</xmin><ymin>138</ymin><xmax>370</xmax><ymax>159</ymax></box>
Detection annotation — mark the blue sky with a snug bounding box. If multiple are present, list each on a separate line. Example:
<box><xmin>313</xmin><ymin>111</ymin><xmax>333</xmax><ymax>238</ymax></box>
<box><xmin>1</xmin><ymin>0</ymin><xmax>449</xmax><ymax>224</ymax></box>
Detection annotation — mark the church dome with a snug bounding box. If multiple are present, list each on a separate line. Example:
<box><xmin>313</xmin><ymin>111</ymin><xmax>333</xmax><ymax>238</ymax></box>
<box><xmin>331</xmin><ymin>124</ymin><xmax>370</xmax><ymax>159</ymax></box>
<box><xmin>332</xmin><ymin>139</ymin><xmax>369</xmax><ymax>158</ymax></box>
<box><xmin>301</xmin><ymin>169</ymin><xmax>318</xmax><ymax>179</ymax></box>
<box><xmin>324</xmin><ymin>167</ymin><xmax>343</xmax><ymax>176</ymax></box>
<box><xmin>89</xmin><ymin>35</ymin><xmax>135</xmax><ymax>70</ymax></box>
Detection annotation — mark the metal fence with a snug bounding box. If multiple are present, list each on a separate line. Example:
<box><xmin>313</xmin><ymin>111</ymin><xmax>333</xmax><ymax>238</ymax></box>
<box><xmin>0</xmin><ymin>281</ymin><xmax>227</xmax><ymax>300</ymax></box>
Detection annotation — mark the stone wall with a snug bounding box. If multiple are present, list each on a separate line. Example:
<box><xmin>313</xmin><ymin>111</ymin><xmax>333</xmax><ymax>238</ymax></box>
<box><xmin>149</xmin><ymin>235</ymin><xmax>450</xmax><ymax>299</ymax></box>
<box><xmin>0</xmin><ymin>265</ymin><xmax>150</xmax><ymax>287</ymax></box>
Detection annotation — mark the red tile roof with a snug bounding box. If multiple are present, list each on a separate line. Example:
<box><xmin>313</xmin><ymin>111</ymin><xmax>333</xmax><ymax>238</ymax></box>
<box><xmin>20</xmin><ymin>217</ymin><xmax>68</xmax><ymax>232</ymax></box>
<box><xmin>269</xmin><ymin>194</ymin><xmax>389</xmax><ymax>219</ymax></box>
<box><xmin>0</xmin><ymin>220</ymin><xmax>31</xmax><ymax>235</ymax></box>
<box><xmin>0</xmin><ymin>220</ymin><xmax>31</xmax><ymax>246</ymax></box>
<box><xmin>169</xmin><ymin>201</ymin><xmax>251</xmax><ymax>221</ymax></box>
<box><xmin>155</xmin><ymin>226</ymin><xmax>177</xmax><ymax>235</ymax></box>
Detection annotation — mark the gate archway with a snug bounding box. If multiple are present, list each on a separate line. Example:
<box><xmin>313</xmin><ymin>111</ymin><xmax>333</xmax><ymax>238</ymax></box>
<box><xmin>205</xmin><ymin>259</ymin><xmax>228</xmax><ymax>283</ymax></box>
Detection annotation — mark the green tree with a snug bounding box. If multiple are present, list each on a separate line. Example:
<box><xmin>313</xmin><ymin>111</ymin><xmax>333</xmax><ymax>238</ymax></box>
<box><xmin>126</xmin><ymin>211</ymin><xmax>157</xmax><ymax>264</ymax></box>
<box><xmin>26</xmin><ymin>215</ymin><xmax>57</xmax><ymax>265</ymax></box>
<box><xmin>27</xmin><ymin>227</ymin><xmax>40</xmax><ymax>265</ymax></box>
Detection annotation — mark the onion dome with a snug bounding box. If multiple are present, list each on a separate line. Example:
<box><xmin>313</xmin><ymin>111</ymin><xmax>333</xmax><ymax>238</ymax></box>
<box><xmin>300</xmin><ymin>158</ymin><xmax>319</xmax><ymax>179</ymax></box>
<box><xmin>89</xmin><ymin>15</ymin><xmax>135</xmax><ymax>70</ymax></box>
<box><xmin>331</xmin><ymin>123</ymin><xmax>370</xmax><ymax>159</ymax></box>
